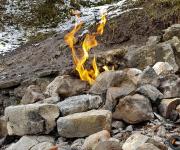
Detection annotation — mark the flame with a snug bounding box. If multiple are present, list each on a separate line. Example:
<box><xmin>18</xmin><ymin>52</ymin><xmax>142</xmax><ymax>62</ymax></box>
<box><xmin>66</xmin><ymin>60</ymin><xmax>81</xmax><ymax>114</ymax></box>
<box><xmin>65</xmin><ymin>14</ymin><xmax>107</xmax><ymax>85</ymax></box>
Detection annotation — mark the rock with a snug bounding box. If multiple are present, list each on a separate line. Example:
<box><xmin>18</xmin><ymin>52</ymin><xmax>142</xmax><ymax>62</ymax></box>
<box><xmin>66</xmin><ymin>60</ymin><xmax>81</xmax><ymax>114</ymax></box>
<box><xmin>56</xmin><ymin>137</ymin><xmax>71</xmax><ymax>150</ymax></box>
<box><xmin>89</xmin><ymin>71</ymin><xmax>125</xmax><ymax>94</ymax></box>
<box><xmin>126</xmin><ymin>68</ymin><xmax>142</xmax><ymax>85</ymax></box>
<box><xmin>37</xmin><ymin>96</ymin><xmax>60</xmax><ymax>104</ymax></box>
<box><xmin>45</xmin><ymin>75</ymin><xmax>89</xmax><ymax>97</ymax></box>
<box><xmin>155</xmin><ymin>42</ymin><xmax>179</xmax><ymax>72</ymax></box>
<box><xmin>138</xmin><ymin>66</ymin><xmax>159</xmax><ymax>87</ymax></box>
<box><xmin>136</xmin><ymin>84</ymin><xmax>164</xmax><ymax>104</ymax></box>
<box><xmin>146</xmin><ymin>138</ymin><xmax>167</xmax><ymax>150</ymax></box>
<box><xmin>0</xmin><ymin>116</ymin><xmax>7</xmax><ymax>138</ymax></box>
<box><xmin>57</xmin><ymin>110</ymin><xmax>112</xmax><ymax>138</ymax></box>
<box><xmin>113</xmin><ymin>94</ymin><xmax>154</xmax><ymax>124</ymax></box>
<box><xmin>105</xmin><ymin>83</ymin><xmax>136</xmax><ymax>111</ymax></box>
<box><xmin>125</xmin><ymin>45</ymin><xmax>156</xmax><ymax>70</ymax></box>
<box><xmin>163</xmin><ymin>24</ymin><xmax>180</xmax><ymax>41</ymax></box>
<box><xmin>96</xmin><ymin>48</ymin><xmax>127</xmax><ymax>70</ymax></box>
<box><xmin>112</xmin><ymin>121</ymin><xmax>125</xmax><ymax>130</ymax></box>
<box><xmin>83</xmin><ymin>130</ymin><xmax>110</xmax><ymax>150</ymax></box>
<box><xmin>125</xmin><ymin>125</ymin><xmax>134</xmax><ymax>132</ymax></box>
<box><xmin>0</xmin><ymin>78</ymin><xmax>21</xmax><ymax>89</ymax></box>
<box><xmin>71</xmin><ymin>139</ymin><xmax>85</xmax><ymax>150</ymax></box>
<box><xmin>146</xmin><ymin>36</ymin><xmax>161</xmax><ymax>46</ymax></box>
<box><xmin>95</xmin><ymin>138</ymin><xmax>122</xmax><ymax>150</ymax></box>
<box><xmin>6</xmin><ymin>136</ymin><xmax>55</xmax><ymax>150</ymax></box>
<box><xmin>122</xmin><ymin>133</ymin><xmax>149</xmax><ymax>150</ymax></box>
<box><xmin>176</xmin><ymin>105</ymin><xmax>180</xmax><ymax>114</ymax></box>
<box><xmin>157</xmin><ymin>126</ymin><xmax>166</xmax><ymax>137</ymax></box>
<box><xmin>21</xmin><ymin>85</ymin><xmax>45</xmax><ymax>104</ymax></box>
<box><xmin>57</xmin><ymin>94</ymin><xmax>102</xmax><ymax>116</ymax></box>
<box><xmin>5</xmin><ymin>104</ymin><xmax>59</xmax><ymax>135</ymax></box>
<box><xmin>137</xmin><ymin>143</ymin><xmax>160</xmax><ymax>150</ymax></box>
<box><xmin>153</xmin><ymin>62</ymin><xmax>174</xmax><ymax>76</ymax></box>
<box><xmin>158</xmin><ymin>98</ymin><xmax>180</xmax><ymax>119</ymax></box>
<box><xmin>159</xmin><ymin>75</ymin><xmax>180</xmax><ymax>98</ymax></box>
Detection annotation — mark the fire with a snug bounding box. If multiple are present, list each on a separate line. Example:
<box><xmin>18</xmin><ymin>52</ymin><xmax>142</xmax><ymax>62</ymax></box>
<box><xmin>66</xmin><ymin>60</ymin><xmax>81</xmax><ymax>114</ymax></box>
<box><xmin>65</xmin><ymin>13</ymin><xmax>107</xmax><ymax>85</ymax></box>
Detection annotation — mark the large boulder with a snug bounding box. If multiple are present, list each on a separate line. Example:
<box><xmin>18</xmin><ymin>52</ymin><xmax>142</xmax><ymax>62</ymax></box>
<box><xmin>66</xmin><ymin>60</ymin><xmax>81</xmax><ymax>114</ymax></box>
<box><xmin>45</xmin><ymin>75</ymin><xmax>89</xmax><ymax>97</ymax></box>
<box><xmin>57</xmin><ymin>94</ymin><xmax>103</xmax><ymax>116</ymax></box>
<box><xmin>5</xmin><ymin>104</ymin><xmax>59</xmax><ymax>135</ymax></box>
<box><xmin>57</xmin><ymin>110</ymin><xmax>112</xmax><ymax>138</ymax></box>
<box><xmin>113</xmin><ymin>94</ymin><xmax>154</xmax><ymax>124</ymax></box>
<box><xmin>6</xmin><ymin>136</ymin><xmax>55</xmax><ymax>150</ymax></box>
<box><xmin>21</xmin><ymin>85</ymin><xmax>45</xmax><ymax>104</ymax></box>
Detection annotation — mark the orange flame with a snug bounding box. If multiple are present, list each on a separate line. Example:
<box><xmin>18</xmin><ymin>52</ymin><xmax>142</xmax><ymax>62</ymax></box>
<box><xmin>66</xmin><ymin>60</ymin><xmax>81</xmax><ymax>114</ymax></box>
<box><xmin>65</xmin><ymin>14</ymin><xmax>107</xmax><ymax>85</ymax></box>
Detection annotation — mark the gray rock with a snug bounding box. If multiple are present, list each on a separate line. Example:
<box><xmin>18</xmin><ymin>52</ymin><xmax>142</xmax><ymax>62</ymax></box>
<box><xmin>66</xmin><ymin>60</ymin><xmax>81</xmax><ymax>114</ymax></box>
<box><xmin>71</xmin><ymin>139</ymin><xmax>85</xmax><ymax>150</ymax></box>
<box><xmin>137</xmin><ymin>143</ymin><xmax>160</xmax><ymax>150</ymax></box>
<box><xmin>0</xmin><ymin>78</ymin><xmax>21</xmax><ymax>89</ymax></box>
<box><xmin>58</xmin><ymin>94</ymin><xmax>102</xmax><ymax>116</ymax></box>
<box><xmin>122</xmin><ymin>133</ymin><xmax>149</xmax><ymax>150</ymax></box>
<box><xmin>163</xmin><ymin>24</ymin><xmax>180</xmax><ymax>41</ymax></box>
<box><xmin>126</xmin><ymin>68</ymin><xmax>142</xmax><ymax>85</ymax></box>
<box><xmin>83</xmin><ymin>130</ymin><xmax>110</xmax><ymax>150</ymax></box>
<box><xmin>105</xmin><ymin>83</ymin><xmax>136</xmax><ymax>111</ymax></box>
<box><xmin>138</xmin><ymin>66</ymin><xmax>159</xmax><ymax>87</ymax></box>
<box><xmin>57</xmin><ymin>110</ymin><xmax>112</xmax><ymax>138</ymax></box>
<box><xmin>155</xmin><ymin>42</ymin><xmax>179</xmax><ymax>72</ymax></box>
<box><xmin>37</xmin><ymin>96</ymin><xmax>60</xmax><ymax>104</ymax></box>
<box><xmin>89</xmin><ymin>71</ymin><xmax>125</xmax><ymax>94</ymax></box>
<box><xmin>45</xmin><ymin>75</ymin><xmax>89</xmax><ymax>97</ymax></box>
<box><xmin>159</xmin><ymin>75</ymin><xmax>180</xmax><ymax>98</ymax></box>
<box><xmin>136</xmin><ymin>84</ymin><xmax>164</xmax><ymax>103</ymax></box>
<box><xmin>146</xmin><ymin>36</ymin><xmax>161</xmax><ymax>46</ymax></box>
<box><xmin>113</xmin><ymin>94</ymin><xmax>154</xmax><ymax>124</ymax></box>
<box><xmin>5</xmin><ymin>104</ymin><xmax>59</xmax><ymax>135</ymax></box>
<box><xmin>153</xmin><ymin>62</ymin><xmax>174</xmax><ymax>76</ymax></box>
<box><xmin>6</xmin><ymin>136</ymin><xmax>55</xmax><ymax>150</ymax></box>
<box><xmin>21</xmin><ymin>85</ymin><xmax>45</xmax><ymax>104</ymax></box>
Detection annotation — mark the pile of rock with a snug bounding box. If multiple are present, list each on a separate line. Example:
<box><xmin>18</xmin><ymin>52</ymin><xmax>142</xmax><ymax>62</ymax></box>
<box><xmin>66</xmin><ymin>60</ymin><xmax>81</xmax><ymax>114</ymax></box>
<box><xmin>0</xmin><ymin>24</ymin><xmax>180</xmax><ymax>150</ymax></box>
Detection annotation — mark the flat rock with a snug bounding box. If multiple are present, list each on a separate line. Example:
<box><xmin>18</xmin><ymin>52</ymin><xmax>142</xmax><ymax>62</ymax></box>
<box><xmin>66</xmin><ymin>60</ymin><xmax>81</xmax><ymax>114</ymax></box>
<box><xmin>113</xmin><ymin>94</ymin><xmax>154</xmax><ymax>124</ymax></box>
<box><xmin>83</xmin><ymin>130</ymin><xmax>110</xmax><ymax>150</ymax></box>
<box><xmin>122</xmin><ymin>133</ymin><xmax>149</xmax><ymax>150</ymax></box>
<box><xmin>57</xmin><ymin>110</ymin><xmax>112</xmax><ymax>138</ymax></box>
<box><xmin>153</xmin><ymin>62</ymin><xmax>174</xmax><ymax>76</ymax></box>
<box><xmin>21</xmin><ymin>85</ymin><xmax>45</xmax><ymax>104</ymax></box>
<box><xmin>5</xmin><ymin>104</ymin><xmax>59</xmax><ymax>135</ymax></box>
<box><xmin>0</xmin><ymin>78</ymin><xmax>21</xmax><ymax>89</ymax></box>
<box><xmin>57</xmin><ymin>94</ymin><xmax>102</xmax><ymax>116</ymax></box>
<box><xmin>136</xmin><ymin>84</ymin><xmax>164</xmax><ymax>104</ymax></box>
<box><xmin>137</xmin><ymin>143</ymin><xmax>160</xmax><ymax>150</ymax></box>
<box><xmin>6</xmin><ymin>136</ymin><xmax>54</xmax><ymax>150</ymax></box>
<box><xmin>45</xmin><ymin>75</ymin><xmax>89</xmax><ymax>97</ymax></box>
<box><xmin>158</xmin><ymin>98</ymin><xmax>180</xmax><ymax>119</ymax></box>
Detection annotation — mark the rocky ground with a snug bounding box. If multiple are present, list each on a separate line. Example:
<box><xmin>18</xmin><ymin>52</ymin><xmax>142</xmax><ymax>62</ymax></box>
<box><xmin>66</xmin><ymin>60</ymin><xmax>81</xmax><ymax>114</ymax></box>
<box><xmin>0</xmin><ymin>23</ymin><xmax>180</xmax><ymax>150</ymax></box>
<box><xmin>0</xmin><ymin>0</ymin><xmax>180</xmax><ymax>150</ymax></box>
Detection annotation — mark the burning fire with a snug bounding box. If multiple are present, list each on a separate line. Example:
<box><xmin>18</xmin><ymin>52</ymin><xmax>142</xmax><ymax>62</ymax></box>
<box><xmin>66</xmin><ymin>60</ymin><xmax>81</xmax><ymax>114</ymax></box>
<box><xmin>65</xmin><ymin>13</ymin><xmax>107</xmax><ymax>85</ymax></box>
